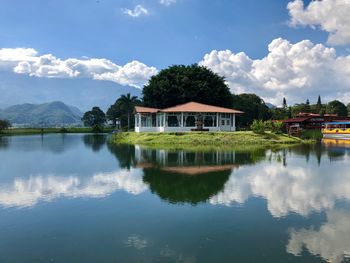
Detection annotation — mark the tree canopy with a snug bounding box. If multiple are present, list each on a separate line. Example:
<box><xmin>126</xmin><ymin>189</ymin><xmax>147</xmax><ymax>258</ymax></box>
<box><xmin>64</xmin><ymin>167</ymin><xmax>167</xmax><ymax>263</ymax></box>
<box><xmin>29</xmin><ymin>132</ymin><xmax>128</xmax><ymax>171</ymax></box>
<box><xmin>0</xmin><ymin>119</ymin><xmax>10</xmax><ymax>132</ymax></box>
<box><xmin>107</xmin><ymin>93</ymin><xmax>141</xmax><ymax>130</ymax></box>
<box><xmin>142</xmin><ymin>64</ymin><xmax>232</xmax><ymax>108</ymax></box>
<box><xmin>326</xmin><ymin>100</ymin><xmax>347</xmax><ymax>117</ymax></box>
<box><xmin>81</xmin><ymin>106</ymin><xmax>106</xmax><ymax>127</ymax></box>
<box><xmin>232</xmin><ymin>93</ymin><xmax>271</xmax><ymax>127</ymax></box>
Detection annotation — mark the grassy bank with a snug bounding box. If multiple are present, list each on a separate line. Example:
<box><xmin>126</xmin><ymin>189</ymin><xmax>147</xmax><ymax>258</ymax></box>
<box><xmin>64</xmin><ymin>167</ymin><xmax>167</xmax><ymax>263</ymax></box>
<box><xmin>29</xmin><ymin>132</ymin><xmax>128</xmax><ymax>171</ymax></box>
<box><xmin>0</xmin><ymin>127</ymin><xmax>113</xmax><ymax>136</ymax></box>
<box><xmin>112</xmin><ymin>131</ymin><xmax>311</xmax><ymax>151</ymax></box>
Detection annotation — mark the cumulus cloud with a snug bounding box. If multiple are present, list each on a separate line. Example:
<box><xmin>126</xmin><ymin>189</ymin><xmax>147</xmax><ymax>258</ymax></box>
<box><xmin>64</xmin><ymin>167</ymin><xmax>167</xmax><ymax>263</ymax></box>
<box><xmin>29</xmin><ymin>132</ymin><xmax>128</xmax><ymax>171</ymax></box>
<box><xmin>0</xmin><ymin>168</ymin><xmax>147</xmax><ymax>208</ymax></box>
<box><xmin>210</xmin><ymin>156</ymin><xmax>350</xmax><ymax>217</ymax></box>
<box><xmin>160</xmin><ymin>0</ymin><xmax>176</xmax><ymax>6</ymax></box>
<box><xmin>199</xmin><ymin>38</ymin><xmax>350</xmax><ymax>105</ymax></box>
<box><xmin>122</xmin><ymin>5</ymin><xmax>149</xmax><ymax>17</ymax></box>
<box><xmin>0</xmin><ymin>47</ymin><xmax>157</xmax><ymax>88</ymax></box>
<box><xmin>287</xmin><ymin>0</ymin><xmax>350</xmax><ymax>45</ymax></box>
<box><xmin>287</xmin><ymin>209</ymin><xmax>350</xmax><ymax>263</ymax></box>
<box><xmin>94</xmin><ymin>60</ymin><xmax>158</xmax><ymax>88</ymax></box>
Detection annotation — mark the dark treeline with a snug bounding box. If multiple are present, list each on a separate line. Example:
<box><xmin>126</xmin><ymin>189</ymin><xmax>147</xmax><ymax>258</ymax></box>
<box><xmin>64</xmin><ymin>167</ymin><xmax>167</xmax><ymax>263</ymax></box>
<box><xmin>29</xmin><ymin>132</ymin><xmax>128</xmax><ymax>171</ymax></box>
<box><xmin>79</xmin><ymin>64</ymin><xmax>350</xmax><ymax>130</ymax></box>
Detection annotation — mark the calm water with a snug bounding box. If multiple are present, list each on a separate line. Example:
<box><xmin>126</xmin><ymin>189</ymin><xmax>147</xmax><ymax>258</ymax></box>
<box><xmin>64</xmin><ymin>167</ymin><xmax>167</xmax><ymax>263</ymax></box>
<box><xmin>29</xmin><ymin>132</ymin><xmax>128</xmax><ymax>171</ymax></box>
<box><xmin>1</xmin><ymin>134</ymin><xmax>350</xmax><ymax>263</ymax></box>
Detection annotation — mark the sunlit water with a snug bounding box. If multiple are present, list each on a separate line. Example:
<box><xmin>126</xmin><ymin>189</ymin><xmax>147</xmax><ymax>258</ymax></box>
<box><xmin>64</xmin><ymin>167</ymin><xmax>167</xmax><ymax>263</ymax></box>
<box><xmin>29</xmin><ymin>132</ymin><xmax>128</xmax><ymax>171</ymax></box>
<box><xmin>1</xmin><ymin>134</ymin><xmax>350</xmax><ymax>263</ymax></box>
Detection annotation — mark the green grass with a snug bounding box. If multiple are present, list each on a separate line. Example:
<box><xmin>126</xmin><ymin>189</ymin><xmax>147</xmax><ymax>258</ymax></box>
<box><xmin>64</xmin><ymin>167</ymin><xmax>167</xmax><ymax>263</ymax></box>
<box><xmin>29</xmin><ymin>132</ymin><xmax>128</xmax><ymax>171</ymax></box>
<box><xmin>300</xmin><ymin>129</ymin><xmax>323</xmax><ymax>140</ymax></box>
<box><xmin>112</xmin><ymin>131</ymin><xmax>311</xmax><ymax>151</ymax></box>
<box><xmin>0</xmin><ymin>127</ymin><xmax>114</xmax><ymax>136</ymax></box>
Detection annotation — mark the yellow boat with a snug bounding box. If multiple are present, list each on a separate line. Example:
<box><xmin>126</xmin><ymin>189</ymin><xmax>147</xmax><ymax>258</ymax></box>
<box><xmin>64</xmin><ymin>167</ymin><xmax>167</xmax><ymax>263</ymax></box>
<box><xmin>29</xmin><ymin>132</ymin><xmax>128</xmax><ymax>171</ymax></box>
<box><xmin>322</xmin><ymin>122</ymin><xmax>350</xmax><ymax>139</ymax></box>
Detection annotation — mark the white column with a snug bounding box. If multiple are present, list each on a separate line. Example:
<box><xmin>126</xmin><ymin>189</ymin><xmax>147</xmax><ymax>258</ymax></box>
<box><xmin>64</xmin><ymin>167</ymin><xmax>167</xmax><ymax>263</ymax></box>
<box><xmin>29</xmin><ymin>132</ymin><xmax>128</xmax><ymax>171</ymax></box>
<box><xmin>138</xmin><ymin>113</ymin><xmax>141</xmax><ymax>128</ymax></box>
<box><xmin>181</xmin><ymin>112</ymin><xmax>184</xmax><ymax>127</ymax></box>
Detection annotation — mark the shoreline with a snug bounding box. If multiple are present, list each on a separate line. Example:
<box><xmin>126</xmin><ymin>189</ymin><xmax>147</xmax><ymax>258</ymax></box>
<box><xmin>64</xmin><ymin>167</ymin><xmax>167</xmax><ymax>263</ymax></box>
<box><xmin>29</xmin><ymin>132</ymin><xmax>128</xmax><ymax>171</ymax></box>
<box><xmin>111</xmin><ymin>131</ymin><xmax>313</xmax><ymax>151</ymax></box>
<box><xmin>0</xmin><ymin>127</ymin><xmax>113</xmax><ymax>136</ymax></box>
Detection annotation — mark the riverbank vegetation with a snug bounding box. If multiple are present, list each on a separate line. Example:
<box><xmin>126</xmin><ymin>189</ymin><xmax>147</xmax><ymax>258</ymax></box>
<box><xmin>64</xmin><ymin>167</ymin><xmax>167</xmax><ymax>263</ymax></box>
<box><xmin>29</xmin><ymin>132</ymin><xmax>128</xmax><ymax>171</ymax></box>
<box><xmin>0</xmin><ymin>127</ymin><xmax>113</xmax><ymax>136</ymax></box>
<box><xmin>112</xmin><ymin>131</ymin><xmax>309</xmax><ymax>151</ymax></box>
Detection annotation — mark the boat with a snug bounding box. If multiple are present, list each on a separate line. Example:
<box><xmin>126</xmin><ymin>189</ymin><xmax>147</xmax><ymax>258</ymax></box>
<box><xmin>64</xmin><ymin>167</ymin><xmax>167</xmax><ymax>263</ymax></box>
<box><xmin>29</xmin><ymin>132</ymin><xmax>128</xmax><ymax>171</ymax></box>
<box><xmin>322</xmin><ymin>122</ymin><xmax>350</xmax><ymax>139</ymax></box>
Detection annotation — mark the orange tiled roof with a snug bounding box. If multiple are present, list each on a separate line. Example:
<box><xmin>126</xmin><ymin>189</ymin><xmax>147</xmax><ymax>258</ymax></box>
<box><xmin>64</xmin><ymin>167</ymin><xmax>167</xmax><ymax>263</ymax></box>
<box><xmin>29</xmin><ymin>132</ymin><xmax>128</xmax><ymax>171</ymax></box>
<box><xmin>135</xmin><ymin>106</ymin><xmax>159</xmax><ymax>113</ymax></box>
<box><xmin>161</xmin><ymin>102</ymin><xmax>243</xmax><ymax>114</ymax></box>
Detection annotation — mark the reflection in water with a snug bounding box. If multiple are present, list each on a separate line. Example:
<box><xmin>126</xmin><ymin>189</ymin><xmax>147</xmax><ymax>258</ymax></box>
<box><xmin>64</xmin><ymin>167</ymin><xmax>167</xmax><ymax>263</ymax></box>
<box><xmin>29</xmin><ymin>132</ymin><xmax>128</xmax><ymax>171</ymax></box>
<box><xmin>211</xmin><ymin>158</ymin><xmax>350</xmax><ymax>217</ymax></box>
<box><xmin>287</xmin><ymin>209</ymin><xmax>350</xmax><ymax>263</ymax></box>
<box><xmin>3</xmin><ymin>135</ymin><xmax>350</xmax><ymax>262</ymax></box>
<box><xmin>82</xmin><ymin>134</ymin><xmax>107</xmax><ymax>152</ymax></box>
<box><xmin>0</xmin><ymin>168</ymin><xmax>146</xmax><ymax>208</ymax></box>
<box><xmin>0</xmin><ymin>136</ymin><xmax>9</xmax><ymax>150</ymax></box>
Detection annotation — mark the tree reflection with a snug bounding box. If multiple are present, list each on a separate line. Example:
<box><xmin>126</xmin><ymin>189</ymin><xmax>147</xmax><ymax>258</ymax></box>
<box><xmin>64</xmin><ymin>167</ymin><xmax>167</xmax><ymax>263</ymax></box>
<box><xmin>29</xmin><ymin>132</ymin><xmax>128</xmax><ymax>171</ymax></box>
<box><xmin>0</xmin><ymin>136</ymin><xmax>9</xmax><ymax>150</ymax></box>
<box><xmin>143</xmin><ymin>168</ymin><xmax>231</xmax><ymax>205</ymax></box>
<box><xmin>83</xmin><ymin>134</ymin><xmax>107</xmax><ymax>152</ymax></box>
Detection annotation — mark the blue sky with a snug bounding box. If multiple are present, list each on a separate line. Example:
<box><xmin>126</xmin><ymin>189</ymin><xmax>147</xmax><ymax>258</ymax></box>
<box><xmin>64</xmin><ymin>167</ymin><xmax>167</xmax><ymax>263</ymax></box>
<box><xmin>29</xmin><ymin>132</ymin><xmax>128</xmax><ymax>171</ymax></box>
<box><xmin>1</xmin><ymin>0</ymin><xmax>350</xmax><ymax>110</ymax></box>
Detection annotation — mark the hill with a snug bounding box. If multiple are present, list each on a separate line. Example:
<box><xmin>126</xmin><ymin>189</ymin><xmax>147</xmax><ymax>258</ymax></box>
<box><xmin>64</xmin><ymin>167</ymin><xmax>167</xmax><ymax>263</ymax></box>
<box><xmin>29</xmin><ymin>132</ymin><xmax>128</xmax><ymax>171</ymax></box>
<box><xmin>0</xmin><ymin>101</ymin><xmax>83</xmax><ymax>127</ymax></box>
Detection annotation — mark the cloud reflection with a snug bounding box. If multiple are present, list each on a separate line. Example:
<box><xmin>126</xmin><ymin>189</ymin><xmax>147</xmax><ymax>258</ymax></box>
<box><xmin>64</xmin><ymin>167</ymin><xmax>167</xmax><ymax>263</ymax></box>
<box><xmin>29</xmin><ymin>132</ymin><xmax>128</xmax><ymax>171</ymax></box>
<box><xmin>210</xmin><ymin>160</ymin><xmax>350</xmax><ymax>217</ymax></box>
<box><xmin>287</xmin><ymin>209</ymin><xmax>350</xmax><ymax>263</ymax></box>
<box><xmin>0</xmin><ymin>168</ymin><xmax>147</xmax><ymax>208</ymax></box>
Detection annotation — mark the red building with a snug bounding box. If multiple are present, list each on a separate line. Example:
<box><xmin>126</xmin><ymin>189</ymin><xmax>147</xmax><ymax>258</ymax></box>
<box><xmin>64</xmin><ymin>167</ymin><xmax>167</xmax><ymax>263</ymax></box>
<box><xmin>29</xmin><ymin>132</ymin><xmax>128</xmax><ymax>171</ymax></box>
<box><xmin>282</xmin><ymin>113</ymin><xmax>350</xmax><ymax>133</ymax></box>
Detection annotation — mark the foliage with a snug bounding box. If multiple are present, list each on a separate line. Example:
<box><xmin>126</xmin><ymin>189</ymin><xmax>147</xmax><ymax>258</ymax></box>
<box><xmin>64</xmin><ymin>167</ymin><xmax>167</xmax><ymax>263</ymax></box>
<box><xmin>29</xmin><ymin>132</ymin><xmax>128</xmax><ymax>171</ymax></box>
<box><xmin>326</xmin><ymin>100</ymin><xmax>348</xmax><ymax>117</ymax></box>
<box><xmin>301</xmin><ymin>130</ymin><xmax>323</xmax><ymax>140</ymax></box>
<box><xmin>232</xmin><ymin>93</ymin><xmax>271</xmax><ymax>127</ymax></box>
<box><xmin>92</xmin><ymin>124</ymin><xmax>104</xmax><ymax>133</ymax></box>
<box><xmin>142</xmin><ymin>64</ymin><xmax>232</xmax><ymax>109</ymax></box>
<box><xmin>0</xmin><ymin>119</ymin><xmax>11</xmax><ymax>132</ymax></box>
<box><xmin>250</xmin><ymin>120</ymin><xmax>266</xmax><ymax>134</ymax></box>
<box><xmin>107</xmin><ymin>93</ymin><xmax>141</xmax><ymax>130</ymax></box>
<box><xmin>81</xmin><ymin>107</ymin><xmax>106</xmax><ymax>127</ymax></box>
<box><xmin>271</xmin><ymin>121</ymin><xmax>284</xmax><ymax>134</ymax></box>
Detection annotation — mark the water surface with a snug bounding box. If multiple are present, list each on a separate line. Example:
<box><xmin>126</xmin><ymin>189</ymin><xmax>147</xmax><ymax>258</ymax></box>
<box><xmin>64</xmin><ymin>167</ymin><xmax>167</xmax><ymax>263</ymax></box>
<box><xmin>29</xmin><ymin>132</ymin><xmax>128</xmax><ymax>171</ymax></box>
<box><xmin>0</xmin><ymin>134</ymin><xmax>350</xmax><ymax>263</ymax></box>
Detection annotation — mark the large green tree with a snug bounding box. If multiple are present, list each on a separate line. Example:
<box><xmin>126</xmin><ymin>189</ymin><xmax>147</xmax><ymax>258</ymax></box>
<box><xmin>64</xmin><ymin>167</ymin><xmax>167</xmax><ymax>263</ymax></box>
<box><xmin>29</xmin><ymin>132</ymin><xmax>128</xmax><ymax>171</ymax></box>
<box><xmin>326</xmin><ymin>100</ymin><xmax>348</xmax><ymax>117</ymax></box>
<box><xmin>82</xmin><ymin>106</ymin><xmax>106</xmax><ymax>127</ymax></box>
<box><xmin>0</xmin><ymin>119</ymin><xmax>10</xmax><ymax>133</ymax></box>
<box><xmin>232</xmin><ymin>94</ymin><xmax>271</xmax><ymax>127</ymax></box>
<box><xmin>107</xmin><ymin>93</ymin><xmax>141</xmax><ymax>130</ymax></box>
<box><xmin>142</xmin><ymin>64</ymin><xmax>232</xmax><ymax>108</ymax></box>
<box><xmin>119</xmin><ymin>93</ymin><xmax>140</xmax><ymax>130</ymax></box>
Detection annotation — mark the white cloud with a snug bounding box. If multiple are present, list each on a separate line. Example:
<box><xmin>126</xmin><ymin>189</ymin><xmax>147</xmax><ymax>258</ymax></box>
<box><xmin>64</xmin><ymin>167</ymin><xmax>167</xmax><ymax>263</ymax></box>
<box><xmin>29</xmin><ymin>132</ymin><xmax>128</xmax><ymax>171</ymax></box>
<box><xmin>0</xmin><ymin>47</ymin><xmax>157</xmax><ymax>89</ymax></box>
<box><xmin>0</xmin><ymin>168</ymin><xmax>147</xmax><ymax>208</ymax></box>
<box><xmin>287</xmin><ymin>209</ymin><xmax>350</xmax><ymax>263</ymax></box>
<box><xmin>160</xmin><ymin>0</ymin><xmax>176</xmax><ymax>6</ymax></box>
<box><xmin>287</xmin><ymin>0</ymin><xmax>350</xmax><ymax>45</ymax></box>
<box><xmin>199</xmin><ymin>38</ymin><xmax>350</xmax><ymax>105</ymax></box>
<box><xmin>210</xmin><ymin>156</ymin><xmax>350</xmax><ymax>217</ymax></box>
<box><xmin>122</xmin><ymin>4</ymin><xmax>149</xmax><ymax>17</ymax></box>
<box><xmin>93</xmin><ymin>60</ymin><xmax>158</xmax><ymax>88</ymax></box>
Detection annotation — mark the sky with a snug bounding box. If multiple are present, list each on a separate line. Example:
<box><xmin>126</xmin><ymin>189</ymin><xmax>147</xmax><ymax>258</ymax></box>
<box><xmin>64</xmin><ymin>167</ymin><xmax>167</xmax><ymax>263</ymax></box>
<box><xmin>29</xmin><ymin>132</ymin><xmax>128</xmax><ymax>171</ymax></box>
<box><xmin>1</xmin><ymin>0</ymin><xmax>350</xmax><ymax>110</ymax></box>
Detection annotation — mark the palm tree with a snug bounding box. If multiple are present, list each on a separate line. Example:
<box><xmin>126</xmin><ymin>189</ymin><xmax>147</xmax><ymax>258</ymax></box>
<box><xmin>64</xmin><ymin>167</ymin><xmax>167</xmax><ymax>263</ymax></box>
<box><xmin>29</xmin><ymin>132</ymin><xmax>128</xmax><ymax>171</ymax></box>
<box><xmin>119</xmin><ymin>93</ymin><xmax>140</xmax><ymax>130</ymax></box>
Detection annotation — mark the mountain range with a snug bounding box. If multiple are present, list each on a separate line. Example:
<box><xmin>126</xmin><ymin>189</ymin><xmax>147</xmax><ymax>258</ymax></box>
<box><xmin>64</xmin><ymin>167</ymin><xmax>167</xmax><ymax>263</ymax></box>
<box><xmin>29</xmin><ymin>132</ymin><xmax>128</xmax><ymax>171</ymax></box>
<box><xmin>0</xmin><ymin>101</ymin><xmax>83</xmax><ymax>127</ymax></box>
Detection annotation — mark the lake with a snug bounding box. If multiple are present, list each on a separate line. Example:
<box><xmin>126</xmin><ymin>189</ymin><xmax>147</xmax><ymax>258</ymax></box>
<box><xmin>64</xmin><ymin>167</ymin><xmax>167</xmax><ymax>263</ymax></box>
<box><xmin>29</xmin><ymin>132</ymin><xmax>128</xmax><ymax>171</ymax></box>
<box><xmin>0</xmin><ymin>134</ymin><xmax>350</xmax><ymax>263</ymax></box>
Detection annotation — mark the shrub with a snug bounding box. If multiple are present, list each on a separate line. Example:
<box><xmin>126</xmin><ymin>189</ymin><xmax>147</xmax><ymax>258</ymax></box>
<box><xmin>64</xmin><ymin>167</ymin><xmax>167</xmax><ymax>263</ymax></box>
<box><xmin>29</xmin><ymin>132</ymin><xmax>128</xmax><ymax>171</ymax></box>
<box><xmin>251</xmin><ymin>120</ymin><xmax>266</xmax><ymax>134</ymax></box>
<box><xmin>271</xmin><ymin>121</ymin><xmax>283</xmax><ymax>134</ymax></box>
<box><xmin>59</xmin><ymin>127</ymin><xmax>68</xmax><ymax>133</ymax></box>
<box><xmin>0</xmin><ymin>119</ymin><xmax>10</xmax><ymax>133</ymax></box>
<box><xmin>92</xmin><ymin>124</ymin><xmax>104</xmax><ymax>133</ymax></box>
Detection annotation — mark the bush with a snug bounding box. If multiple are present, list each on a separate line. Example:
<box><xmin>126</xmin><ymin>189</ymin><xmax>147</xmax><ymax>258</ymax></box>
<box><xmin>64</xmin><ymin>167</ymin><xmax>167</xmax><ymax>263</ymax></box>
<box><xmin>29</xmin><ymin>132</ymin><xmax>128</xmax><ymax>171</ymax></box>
<box><xmin>59</xmin><ymin>127</ymin><xmax>68</xmax><ymax>133</ymax></box>
<box><xmin>92</xmin><ymin>124</ymin><xmax>104</xmax><ymax>133</ymax></box>
<box><xmin>271</xmin><ymin>121</ymin><xmax>283</xmax><ymax>134</ymax></box>
<box><xmin>0</xmin><ymin>119</ymin><xmax>10</xmax><ymax>133</ymax></box>
<box><xmin>251</xmin><ymin>120</ymin><xmax>266</xmax><ymax>134</ymax></box>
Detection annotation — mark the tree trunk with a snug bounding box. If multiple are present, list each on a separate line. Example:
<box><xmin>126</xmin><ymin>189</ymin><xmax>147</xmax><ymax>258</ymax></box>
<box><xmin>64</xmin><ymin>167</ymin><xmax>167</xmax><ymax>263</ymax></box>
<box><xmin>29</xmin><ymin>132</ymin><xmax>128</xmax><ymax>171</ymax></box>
<box><xmin>127</xmin><ymin>113</ymin><xmax>130</xmax><ymax>131</ymax></box>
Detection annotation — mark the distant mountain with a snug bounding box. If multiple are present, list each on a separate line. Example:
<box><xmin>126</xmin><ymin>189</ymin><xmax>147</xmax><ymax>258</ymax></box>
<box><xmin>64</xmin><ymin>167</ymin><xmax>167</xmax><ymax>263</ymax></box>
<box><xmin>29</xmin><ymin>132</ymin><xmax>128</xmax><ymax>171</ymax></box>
<box><xmin>0</xmin><ymin>101</ymin><xmax>83</xmax><ymax>127</ymax></box>
<box><xmin>265</xmin><ymin>102</ymin><xmax>276</xmax><ymax>109</ymax></box>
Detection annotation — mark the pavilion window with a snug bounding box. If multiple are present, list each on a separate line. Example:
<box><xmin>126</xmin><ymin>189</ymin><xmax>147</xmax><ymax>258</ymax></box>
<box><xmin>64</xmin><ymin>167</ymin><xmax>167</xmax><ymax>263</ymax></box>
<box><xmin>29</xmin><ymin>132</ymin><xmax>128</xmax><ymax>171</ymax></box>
<box><xmin>185</xmin><ymin>115</ymin><xmax>196</xmax><ymax>127</ymax></box>
<box><xmin>204</xmin><ymin>114</ymin><xmax>217</xmax><ymax>127</ymax></box>
<box><xmin>141</xmin><ymin>114</ymin><xmax>152</xmax><ymax>127</ymax></box>
<box><xmin>167</xmin><ymin>113</ymin><xmax>181</xmax><ymax>127</ymax></box>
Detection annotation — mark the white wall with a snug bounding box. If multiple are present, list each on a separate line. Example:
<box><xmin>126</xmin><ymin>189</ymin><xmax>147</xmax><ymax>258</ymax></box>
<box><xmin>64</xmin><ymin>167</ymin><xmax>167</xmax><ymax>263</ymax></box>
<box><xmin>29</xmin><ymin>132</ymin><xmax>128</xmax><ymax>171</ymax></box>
<box><xmin>135</xmin><ymin>113</ymin><xmax>237</xmax><ymax>132</ymax></box>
